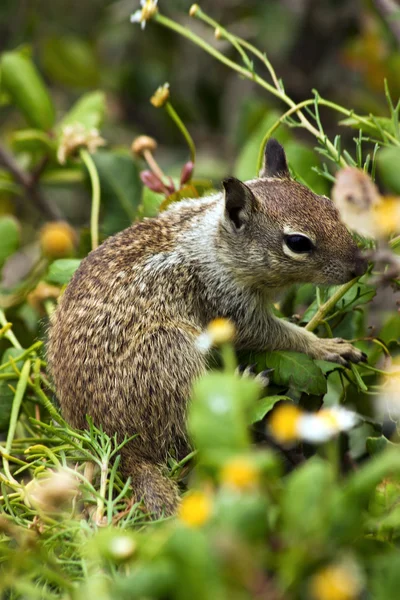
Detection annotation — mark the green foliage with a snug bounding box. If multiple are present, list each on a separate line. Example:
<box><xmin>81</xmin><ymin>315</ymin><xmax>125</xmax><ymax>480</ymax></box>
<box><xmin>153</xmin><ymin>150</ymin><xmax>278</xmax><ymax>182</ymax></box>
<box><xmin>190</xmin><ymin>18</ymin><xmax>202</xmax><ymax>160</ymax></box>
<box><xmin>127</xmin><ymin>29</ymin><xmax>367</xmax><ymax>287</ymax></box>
<box><xmin>40</xmin><ymin>36</ymin><xmax>100</xmax><ymax>89</ymax></box>
<box><xmin>57</xmin><ymin>91</ymin><xmax>106</xmax><ymax>132</ymax></box>
<box><xmin>1</xmin><ymin>50</ymin><xmax>55</xmax><ymax>130</ymax></box>
<box><xmin>377</xmin><ymin>146</ymin><xmax>400</xmax><ymax>194</ymax></box>
<box><xmin>0</xmin><ymin>216</ymin><xmax>19</xmax><ymax>269</ymax></box>
<box><xmin>46</xmin><ymin>259</ymin><xmax>82</xmax><ymax>285</ymax></box>
<box><xmin>262</xmin><ymin>351</ymin><xmax>327</xmax><ymax>395</ymax></box>
<box><xmin>0</xmin><ymin>3</ymin><xmax>400</xmax><ymax>599</ymax></box>
<box><xmin>92</xmin><ymin>150</ymin><xmax>142</xmax><ymax>235</ymax></box>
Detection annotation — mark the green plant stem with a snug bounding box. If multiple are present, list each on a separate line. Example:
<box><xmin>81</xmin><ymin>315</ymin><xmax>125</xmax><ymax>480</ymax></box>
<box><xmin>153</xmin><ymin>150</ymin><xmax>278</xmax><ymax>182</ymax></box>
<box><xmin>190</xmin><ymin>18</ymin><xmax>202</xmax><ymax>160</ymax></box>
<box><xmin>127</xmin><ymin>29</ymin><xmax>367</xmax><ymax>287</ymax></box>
<box><xmin>157</xmin><ymin>13</ymin><xmax>345</xmax><ymax>166</ymax></box>
<box><xmin>165</xmin><ymin>102</ymin><xmax>196</xmax><ymax>163</ymax></box>
<box><xmin>0</xmin><ymin>310</ymin><xmax>22</xmax><ymax>350</ymax></box>
<box><xmin>305</xmin><ymin>278</ymin><xmax>358</xmax><ymax>332</ymax></box>
<box><xmin>3</xmin><ymin>360</ymin><xmax>31</xmax><ymax>484</ymax></box>
<box><xmin>95</xmin><ymin>453</ymin><xmax>110</xmax><ymax>525</ymax></box>
<box><xmin>80</xmin><ymin>148</ymin><xmax>101</xmax><ymax>251</ymax></box>
<box><xmin>0</xmin><ymin>341</ymin><xmax>43</xmax><ymax>372</ymax></box>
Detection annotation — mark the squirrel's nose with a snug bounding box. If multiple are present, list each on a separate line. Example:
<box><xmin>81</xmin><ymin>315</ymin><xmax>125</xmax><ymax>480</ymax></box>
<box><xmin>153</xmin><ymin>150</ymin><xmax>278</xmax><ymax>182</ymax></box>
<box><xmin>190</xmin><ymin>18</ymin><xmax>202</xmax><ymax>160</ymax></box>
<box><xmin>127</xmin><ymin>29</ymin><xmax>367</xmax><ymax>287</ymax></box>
<box><xmin>351</xmin><ymin>255</ymin><xmax>368</xmax><ymax>278</ymax></box>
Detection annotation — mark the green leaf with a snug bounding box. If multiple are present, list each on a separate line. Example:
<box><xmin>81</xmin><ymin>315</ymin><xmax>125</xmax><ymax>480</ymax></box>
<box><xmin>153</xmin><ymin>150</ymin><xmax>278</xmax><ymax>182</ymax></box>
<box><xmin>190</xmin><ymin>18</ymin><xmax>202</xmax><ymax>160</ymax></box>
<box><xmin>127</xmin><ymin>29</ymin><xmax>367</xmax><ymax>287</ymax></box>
<box><xmin>263</xmin><ymin>351</ymin><xmax>327</xmax><ymax>395</ymax></box>
<box><xmin>58</xmin><ymin>91</ymin><xmax>106</xmax><ymax>132</ymax></box>
<box><xmin>281</xmin><ymin>457</ymin><xmax>334</xmax><ymax>540</ymax></box>
<box><xmin>46</xmin><ymin>258</ymin><xmax>81</xmax><ymax>285</ymax></box>
<box><xmin>339</xmin><ymin>115</ymin><xmax>395</xmax><ymax>137</ymax></box>
<box><xmin>377</xmin><ymin>146</ymin><xmax>400</xmax><ymax>194</ymax></box>
<box><xmin>337</xmin><ymin>281</ymin><xmax>375</xmax><ymax>310</ymax></box>
<box><xmin>234</xmin><ymin>110</ymin><xmax>291</xmax><ymax>181</ymax></box>
<box><xmin>41</xmin><ymin>36</ymin><xmax>100</xmax><ymax>88</ymax></box>
<box><xmin>189</xmin><ymin>372</ymin><xmax>260</xmax><ymax>461</ymax></box>
<box><xmin>0</xmin><ymin>216</ymin><xmax>20</xmax><ymax>269</ymax></box>
<box><xmin>0</xmin><ymin>348</ymin><xmax>24</xmax><ymax>432</ymax></box>
<box><xmin>140</xmin><ymin>187</ymin><xmax>164</xmax><ymax>218</ymax></box>
<box><xmin>250</xmin><ymin>395</ymin><xmax>291</xmax><ymax>423</ymax></box>
<box><xmin>91</xmin><ymin>150</ymin><xmax>142</xmax><ymax>236</ymax></box>
<box><xmin>1</xmin><ymin>50</ymin><xmax>55</xmax><ymax>130</ymax></box>
<box><xmin>284</xmin><ymin>141</ymin><xmax>329</xmax><ymax>195</ymax></box>
<box><xmin>366</xmin><ymin>436</ymin><xmax>395</xmax><ymax>456</ymax></box>
<box><xmin>10</xmin><ymin>129</ymin><xmax>55</xmax><ymax>154</ymax></box>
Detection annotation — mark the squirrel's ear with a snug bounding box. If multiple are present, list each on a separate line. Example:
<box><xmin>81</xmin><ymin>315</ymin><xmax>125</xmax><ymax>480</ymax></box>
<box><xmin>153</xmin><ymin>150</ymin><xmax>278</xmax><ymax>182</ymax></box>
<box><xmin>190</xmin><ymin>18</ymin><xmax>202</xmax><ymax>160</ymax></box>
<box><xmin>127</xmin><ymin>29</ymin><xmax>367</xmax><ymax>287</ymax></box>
<box><xmin>223</xmin><ymin>177</ymin><xmax>255</xmax><ymax>230</ymax></box>
<box><xmin>259</xmin><ymin>138</ymin><xmax>290</xmax><ymax>178</ymax></box>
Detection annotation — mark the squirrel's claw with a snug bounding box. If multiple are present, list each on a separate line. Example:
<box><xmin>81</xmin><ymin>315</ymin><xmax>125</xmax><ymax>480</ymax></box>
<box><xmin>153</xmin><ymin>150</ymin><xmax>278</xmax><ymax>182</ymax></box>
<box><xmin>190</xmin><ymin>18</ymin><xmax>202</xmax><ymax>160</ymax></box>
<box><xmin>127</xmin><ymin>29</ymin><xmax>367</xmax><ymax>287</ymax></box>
<box><xmin>236</xmin><ymin>364</ymin><xmax>273</xmax><ymax>388</ymax></box>
<box><xmin>313</xmin><ymin>337</ymin><xmax>366</xmax><ymax>367</ymax></box>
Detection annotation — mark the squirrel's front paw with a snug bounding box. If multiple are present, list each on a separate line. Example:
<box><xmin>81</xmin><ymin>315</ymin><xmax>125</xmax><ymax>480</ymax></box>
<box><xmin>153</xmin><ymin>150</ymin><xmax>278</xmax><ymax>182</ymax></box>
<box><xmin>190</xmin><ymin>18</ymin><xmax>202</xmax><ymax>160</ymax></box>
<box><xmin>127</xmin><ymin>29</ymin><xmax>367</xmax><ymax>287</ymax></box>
<box><xmin>313</xmin><ymin>338</ymin><xmax>367</xmax><ymax>367</ymax></box>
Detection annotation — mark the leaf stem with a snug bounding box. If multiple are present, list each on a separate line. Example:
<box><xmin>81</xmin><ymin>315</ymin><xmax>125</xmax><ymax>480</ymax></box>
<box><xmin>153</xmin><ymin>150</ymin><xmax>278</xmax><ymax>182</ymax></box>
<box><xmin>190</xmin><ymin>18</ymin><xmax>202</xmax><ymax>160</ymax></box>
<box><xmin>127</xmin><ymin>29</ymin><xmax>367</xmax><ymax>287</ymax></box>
<box><xmin>0</xmin><ymin>310</ymin><xmax>22</xmax><ymax>350</ymax></box>
<box><xmin>165</xmin><ymin>102</ymin><xmax>196</xmax><ymax>162</ymax></box>
<box><xmin>3</xmin><ymin>360</ymin><xmax>31</xmax><ymax>484</ymax></box>
<box><xmin>305</xmin><ymin>278</ymin><xmax>358</xmax><ymax>332</ymax></box>
<box><xmin>80</xmin><ymin>149</ymin><xmax>101</xmax><ymax>251</ymax></box>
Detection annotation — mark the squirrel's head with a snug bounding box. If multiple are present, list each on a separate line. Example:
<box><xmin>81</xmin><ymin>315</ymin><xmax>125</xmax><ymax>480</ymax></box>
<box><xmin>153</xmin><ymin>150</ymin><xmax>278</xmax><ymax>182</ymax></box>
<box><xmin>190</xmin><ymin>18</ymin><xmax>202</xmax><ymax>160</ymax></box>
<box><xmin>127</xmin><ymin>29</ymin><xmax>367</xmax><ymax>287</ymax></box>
<box><xmin>218</xmin><ymin>139</ymin><xmax>368</xmax><ymax>288</ymax></box>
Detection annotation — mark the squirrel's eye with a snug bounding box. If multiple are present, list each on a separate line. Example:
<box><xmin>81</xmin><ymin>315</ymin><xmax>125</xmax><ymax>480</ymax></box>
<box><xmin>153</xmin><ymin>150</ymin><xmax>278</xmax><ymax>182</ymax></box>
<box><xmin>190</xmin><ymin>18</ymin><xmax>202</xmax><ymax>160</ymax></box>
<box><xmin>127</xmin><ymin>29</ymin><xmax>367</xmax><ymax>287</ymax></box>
<box><xmin>284</xmin><ymin>234</ymin><xmax>314</xmax><ymax>254</ymax></box>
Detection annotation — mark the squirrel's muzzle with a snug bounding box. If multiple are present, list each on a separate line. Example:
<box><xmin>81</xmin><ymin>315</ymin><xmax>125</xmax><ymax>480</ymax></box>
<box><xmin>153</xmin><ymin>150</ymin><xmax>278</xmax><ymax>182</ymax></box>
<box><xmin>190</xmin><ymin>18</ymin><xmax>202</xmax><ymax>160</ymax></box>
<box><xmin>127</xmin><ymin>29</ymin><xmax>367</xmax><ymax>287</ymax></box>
<box><xmin>350</xmin><ymin>253</ymin><xmax>368</xmax><ymax>279</ymax></box>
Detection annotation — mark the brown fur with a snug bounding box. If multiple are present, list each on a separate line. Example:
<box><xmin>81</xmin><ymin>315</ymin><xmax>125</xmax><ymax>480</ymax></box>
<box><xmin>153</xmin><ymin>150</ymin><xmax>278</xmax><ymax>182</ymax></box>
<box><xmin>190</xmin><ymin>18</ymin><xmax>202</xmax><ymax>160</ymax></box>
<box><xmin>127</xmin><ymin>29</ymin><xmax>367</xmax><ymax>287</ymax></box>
<box><xmin>47</xmin><ymin>141</ymin><xmax>367</xmax><ymax>516</ymax></box>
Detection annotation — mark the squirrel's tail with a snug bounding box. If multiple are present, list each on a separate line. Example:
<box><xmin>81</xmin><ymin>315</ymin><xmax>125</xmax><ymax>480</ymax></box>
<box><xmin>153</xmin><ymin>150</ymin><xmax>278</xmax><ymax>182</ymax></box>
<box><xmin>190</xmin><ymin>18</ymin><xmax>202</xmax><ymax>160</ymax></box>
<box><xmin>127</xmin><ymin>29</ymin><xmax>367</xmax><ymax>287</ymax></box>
<box><xmin>121</xmin><ymin>452</ymin><xmax>180</xmax><ymax>517</ymax></box>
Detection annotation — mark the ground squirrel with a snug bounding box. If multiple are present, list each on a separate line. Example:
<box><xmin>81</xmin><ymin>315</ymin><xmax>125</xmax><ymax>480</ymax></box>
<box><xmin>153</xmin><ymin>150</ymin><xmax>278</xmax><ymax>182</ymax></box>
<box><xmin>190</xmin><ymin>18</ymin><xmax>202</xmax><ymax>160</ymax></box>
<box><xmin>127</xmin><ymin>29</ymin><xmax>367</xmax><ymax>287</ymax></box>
<box><xmin>47</xmin><ymin>139</ymin><xmax>368</xmax><ymax>516</ymax></box>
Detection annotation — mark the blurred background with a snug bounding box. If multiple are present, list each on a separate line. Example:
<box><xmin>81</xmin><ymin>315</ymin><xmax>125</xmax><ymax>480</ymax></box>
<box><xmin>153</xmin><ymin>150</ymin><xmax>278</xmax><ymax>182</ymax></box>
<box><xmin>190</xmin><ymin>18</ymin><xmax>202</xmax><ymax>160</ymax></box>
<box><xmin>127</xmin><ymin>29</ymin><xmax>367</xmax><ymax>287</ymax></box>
<box><xmin>1</xmin><ymin>0</ymin><xmax>399</xmax><ymax>180</ymax></box>
<box><xmin>0</xmin><ymin>0</ymin><xmax>399</xmax><ymax>346</ymax></box>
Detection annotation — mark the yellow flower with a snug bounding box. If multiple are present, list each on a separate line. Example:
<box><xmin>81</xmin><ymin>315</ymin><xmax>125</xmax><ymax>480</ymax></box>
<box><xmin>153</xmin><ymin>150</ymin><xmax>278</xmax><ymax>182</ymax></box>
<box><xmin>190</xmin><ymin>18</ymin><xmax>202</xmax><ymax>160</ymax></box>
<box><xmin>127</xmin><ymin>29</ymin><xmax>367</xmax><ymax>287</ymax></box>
<box><xmin>269</xmin><ymin>404</ymin><xmax>359</xmax><ymax>445</ymax></box>
<box><xmin>310</xmin><ymin>564</ymin><xmax>362</xmax><ymax>600</ymax></box>
<box><xmin>179</xmin><ymin>491</ymin><xmax>212</xmax><ymax>527</ymax></box>
<box><xmin>268</xmin><ymin>403</ymin><xmax>302</xmax><ymax>444</ymax></box>
<box><xmin>196</xmin><ymin>318</ymin><xmax>235</xmax><ymax>352</ymax></box>
<box><xmin>130</xmin><ymin>0</ymin><xmax>158</xmax><ymax>29</ymax></box>
<box><xmin>39</xmin><ymin>221</ymin><xmax>77</xmax><ymax>258</ymax></box>
<box><xmin>373</xmin><ymin>195</ymin><xmax>400</xmax><ymax>236</ymax></box>
<box><xmin>221</xmin><ymin>457</ymin><xmax>259</xmax><ymax>490</ymax></box>
<box><xmin>150</xmin><ymin>83</ymin><xmax>170</xmax><ymax>108</ymax></box>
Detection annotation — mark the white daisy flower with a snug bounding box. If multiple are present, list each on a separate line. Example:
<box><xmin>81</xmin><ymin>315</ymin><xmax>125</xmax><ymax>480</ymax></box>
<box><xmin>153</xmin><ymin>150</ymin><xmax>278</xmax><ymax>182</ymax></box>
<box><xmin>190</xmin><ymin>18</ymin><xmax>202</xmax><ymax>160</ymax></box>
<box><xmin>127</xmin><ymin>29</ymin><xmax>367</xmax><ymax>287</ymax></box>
<box><xmin>297</xmin><ymin>407</ymin><xmax>359</xmax><ymax>443</ymax></box>
<box><xmin>130</xmin><ymin>0</ymin><xmax>158</xmax><ymax>30</ymax></box>
<box><xmin>269</xmin><ymin>403</ymin><xmax>359</xmax><ymax>445</ymax></box>
<box><xmin>195</xmin><ymin>318</ymin><xmax>235</xmax><ymax>353</ymax></box>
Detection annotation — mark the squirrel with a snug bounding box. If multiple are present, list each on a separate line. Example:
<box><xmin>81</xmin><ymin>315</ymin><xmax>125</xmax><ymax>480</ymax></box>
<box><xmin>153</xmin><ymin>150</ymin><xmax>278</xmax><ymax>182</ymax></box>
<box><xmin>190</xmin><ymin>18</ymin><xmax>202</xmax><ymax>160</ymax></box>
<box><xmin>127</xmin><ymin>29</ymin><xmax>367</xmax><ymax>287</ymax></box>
<box><xmin>47</xmin><ymin>139</ymin><xmax>368</xmax><ymax>517</ymax></box>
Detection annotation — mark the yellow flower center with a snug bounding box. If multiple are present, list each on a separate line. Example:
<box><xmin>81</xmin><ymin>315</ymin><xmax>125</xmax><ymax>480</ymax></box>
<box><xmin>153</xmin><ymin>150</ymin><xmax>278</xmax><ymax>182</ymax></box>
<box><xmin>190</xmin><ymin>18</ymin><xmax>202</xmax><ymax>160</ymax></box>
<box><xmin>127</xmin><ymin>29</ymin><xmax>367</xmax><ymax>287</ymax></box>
<box><xmin>318</xmin><ymin>409</ymin><xmax>340</xmax><ymax>431</ymax></box>
<box><xmin>142</xmin><ymin>0</ymin><xmax>158</xmax><ymax>20</ymax></box>
<box><xmin>207</xmin><ymin>318</ymin><xmax>236</xmax><ymax>345</ymax></box>
<box><xmin>310</xmin><ymin>565</ymin><xmax>361</xmax><ymax>600</ymax></box>
<box><xmin>373</xmin><ymin>195</ymin><xmax>400</xmax><ymax>236</ymax></box>
<box><xmin>179</xmin><ymin>491</ymin><xmax>212</xmax><ymax>528</ymax></box>
<box><xmin>150</xmin><ymin>84</ymin><xmax>170</xmax><ymax>108</ymax></box>
<box><xmin>268</xmin><ymin>404</ymin><xmax>302</xmax><ymax>444</ymax></box>
<box><xmin>221</xmin><ymin>457</ymin><xmax>259</xmax><ymax>490</ymax></box>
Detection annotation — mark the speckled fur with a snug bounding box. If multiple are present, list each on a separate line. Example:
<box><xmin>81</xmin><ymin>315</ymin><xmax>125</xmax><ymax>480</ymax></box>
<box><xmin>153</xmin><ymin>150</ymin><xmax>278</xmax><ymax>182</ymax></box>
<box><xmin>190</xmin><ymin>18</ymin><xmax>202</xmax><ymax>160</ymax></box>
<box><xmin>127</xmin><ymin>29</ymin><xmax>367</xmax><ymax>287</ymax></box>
<box><xmin>47</xmin><ymin>142</ymin><xmax>367</xmax><ymax>516</ymax></box>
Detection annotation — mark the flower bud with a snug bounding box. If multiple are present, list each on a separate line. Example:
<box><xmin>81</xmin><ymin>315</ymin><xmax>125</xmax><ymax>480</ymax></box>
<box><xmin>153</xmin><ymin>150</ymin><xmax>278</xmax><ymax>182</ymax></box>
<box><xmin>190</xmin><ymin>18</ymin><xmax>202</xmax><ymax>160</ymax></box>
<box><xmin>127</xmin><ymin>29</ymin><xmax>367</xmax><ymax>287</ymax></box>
<box><xmin>180</xmin><ymin>161</ymin><xmax>194</xmax><ymax>185</ymax></box>
<box><xmin>150</xmin><ymin>83</ymin><xmax>170</xmax><ymax>108</ymax></box>
<box><xmin>108</xmin><ymin>536</ymin><xmax>137</xmax><ymax>561</ymax></box>
<box><xmin>40</xmin><ymin>221</ymin><xmax>76</xmax><ymax>258</ymax></box>
<box><xmin>140</xmin><ymin>170</ymin><xmax>165</xmax><ymax>193</ymax></box>
<box><xmin>24</xmin><ymin>469</ymin><xmax>78</xmax><ymax>512</ymax></box>
<box><xmin>131</xmin><ymin>135</ymin><xmax>157</xmax><ymax>158</ymax></box>
<box><xmin>189</xmin><ymin>4</ymin><xmax>199</xmax><ymax>16</ymax></box>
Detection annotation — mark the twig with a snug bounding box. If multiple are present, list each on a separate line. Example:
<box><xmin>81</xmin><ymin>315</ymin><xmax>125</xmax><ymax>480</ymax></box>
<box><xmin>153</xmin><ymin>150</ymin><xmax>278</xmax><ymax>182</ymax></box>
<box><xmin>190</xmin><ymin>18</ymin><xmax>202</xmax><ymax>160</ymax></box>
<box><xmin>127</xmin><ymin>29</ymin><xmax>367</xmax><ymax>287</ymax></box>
<box><xmin>0</xmin><ymin>143</ymin><xmax>62</xmax><ymax>220</ymax></box>
<box><xmin>305</xmin><ymin>278</ymin><xmax>358</xmax><ymax>332</ymax></box>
